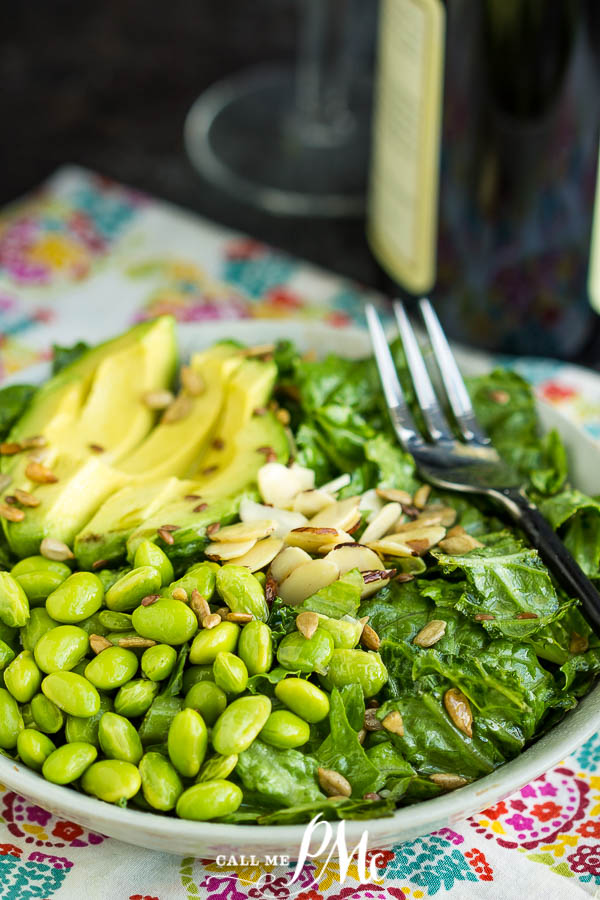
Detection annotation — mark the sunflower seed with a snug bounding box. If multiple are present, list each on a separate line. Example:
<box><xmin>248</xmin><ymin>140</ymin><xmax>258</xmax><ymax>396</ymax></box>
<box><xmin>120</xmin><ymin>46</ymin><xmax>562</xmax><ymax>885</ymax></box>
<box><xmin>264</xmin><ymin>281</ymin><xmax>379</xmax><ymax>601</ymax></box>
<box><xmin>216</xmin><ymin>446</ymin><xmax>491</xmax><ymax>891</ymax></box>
<box><xmin>202</xmin><ymin>613</ymin><xmax>222</xmax><ymax>630</ymax></box>
<box><xmin>444</xmin><ymin>688</ymin><xmax>473</xmax><ymax>737</ymax></box>
<box><xmin>26</xmin><ymin>461</ymin><xmax>57</xmax><ymax>483</ymax></box>
<box><xmin>296</xmin><ymin>611</ymin><xmax>319</xmax><ymax>639</ymax></box>
<box><xmin>143</xmin><ymin>389</ymin><xmax>174</xmax><ymax>409</ymax></box>
<box><xmin>276</xmin><ymin>408</ymin><xmax>291</xmax><ymax>425</ymax></box>
<box><xmin>157</xmin><ymin>527</ymin><xmax>175</xmax><ymax>545</ymax></box>
<box><xmin>0</xmin><ymin>503</ymin><xmax>25</xmax><ymax>522</ymax></box>
<box><xmin>382</xmin><ymin>711</ymin><xmax>404</xmax><ymax>736</ymax></box>
<box><xmin>171</xmin><ymin>587</ymin><xmax>188</xmax><ymax>602</ymax></box>
<box><xmin>413</xmin><ymin>619</ymin><xmax>447</xmax><ymax>647</ymax></box>
<box><xmin>13</xmin><ymin>489</ymin><xmax>40</xmax><ymax>508</ymax></box>
<box><xmin>0</xmin><ymin>442</ymin><xmax>22</xmax><ymax>456</ymax></box>
<box><xmin>190</xmin><ymin>590</ymin><xmax>211</xmax><ymax>622</ymax></box>
<box><xmin>430</xmin><ymin>773</ymin><xmax>468</xmax><ymax>790</ymax></box>
<box><xmin>40</xmin><ymin>538</ymin><xmax>74</xmax><ymax>561</ymax></box>
<box><xmin>317</xmin><ymin>767</ymin><xmax>352</xmax><ymax>797</ymax></box>
<box><xmin>226</xmin><ymin>611</ymin><xmax>253</xmax><ymax>624</ymax></box>
<box><xmin>90</xmin><ymin>634</ymin><xmax>112</xmax><ymax>654</ymax></box>
<box><xmin>206</xmin><ymin>522</ymin><xmax>221</xmax><ymax>537</ymax></box>
<box><xmin>360</xmin><ymin>623</ymin><xmax>381</xmax><ymax>651</ymax></box>
<box><xmin>438</xmin><ymin>534</ymin><xmax>484</xmax><ymax>555</ymax></box>
<box><xmin>119</xmin><ymin>636</ymin><xmax>157</xmax><ymax>649</ymax></box>
<box><xmin>446</xmin><ymin>524</ymin><xmax>466</xmax><ymax>538</ymax></box>
<box><xmin>89</xmin><ymin>443</ymin><xmax>105</xmax><ymax>453</ymax></box>
<box><xmin>413</xmin><ymin>485</ymin><xmax>431</xmax><ymax>509</ymax></box>
<box><xmin>141</xmin><ymin>594</ymin><xmax>160</xmax><ymax>606</ymax></box>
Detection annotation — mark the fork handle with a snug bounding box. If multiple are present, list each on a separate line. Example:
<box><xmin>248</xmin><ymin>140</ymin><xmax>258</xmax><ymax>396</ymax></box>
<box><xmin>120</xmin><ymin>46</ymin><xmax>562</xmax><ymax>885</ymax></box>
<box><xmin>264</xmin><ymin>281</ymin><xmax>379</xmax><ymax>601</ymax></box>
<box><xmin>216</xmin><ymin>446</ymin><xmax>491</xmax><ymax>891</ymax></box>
<box><xmin>492</xmin><ymin>487</ymin><xmax>600</xmax><ymax>633</ymax></box>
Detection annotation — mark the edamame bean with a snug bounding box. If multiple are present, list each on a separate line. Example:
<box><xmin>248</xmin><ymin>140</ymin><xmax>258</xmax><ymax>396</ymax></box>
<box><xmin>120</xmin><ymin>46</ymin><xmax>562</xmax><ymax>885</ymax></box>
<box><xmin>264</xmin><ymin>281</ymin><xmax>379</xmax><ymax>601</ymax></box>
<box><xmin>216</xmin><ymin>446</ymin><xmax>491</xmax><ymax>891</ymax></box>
<box><xmin>134</xmin><ymin>540</ymin><xmax>174</xmax><ymax>586</ymax></box>
<box><xmin>320</xmin><ymin>649</ymin><xmax>388</xmax><ymax>698</ymax></box>
<box><xmin>238</xmin><ymin>620</ymin><xmax>272</xmax><ymax>675</ymax></box>
<box><xmin>176</xmin><ymin>780</ymin><xmax>242</xmax><ymax>821</ymax></box>
<box><xmin>0</xmin><ymin>572</ymin><xmax>30</xmax><ymax>628</ymax></box>
<box><xmin>84</xmin><ymin>647</ymin><xmax>138</xmax><ymax>691</ymax></box>
<box><xmin>76</xmin><ymin>612</ymin><xmax>109</xmax><ymax>637</ymax></box>
<box><xmin>167</xmin><ymin>708</ymin><xmax>208</xmax><ymax>777</ymax></box>
<box><xmin>20</xmin><ymin>607</ymin><xmax>57</xmax><ymax>652</ymax></box>
<box><xmin>213</xmin><ymin>651</ymin><xmax>248</xmax><ymax>694</ymax></box>
<box><xmin>164</xmin><ymin>561</ymin><xmax>217</xmax><ymax>601</ymax></box>
<box><xmin>106</xmin><ymin>566</ymin><xmax>162</xmax><ymax>612</ymax></box>
<box><xmin>212</xmin><ymin>695</ymin><xmax>271</xmax><ymax>756</ymax></box>
<box><xmin>31</xmin><ymin>692</ymin><xmax>64</xmax><ymax>733</ymax></box>
<box><xmin>98</xmin><ymin>610</ymin><xmax>133</xmax><ymax>632</ymax></box>
<box><xmin>139</xmin><ymin>694</ymin><xmax>182</xmax><ymax>746</ymax></box>
<box><xmin>42</xmin><ymin>671</ymin><xmax>100</xmax><ymax>717</ymax></box>
<box><xmin>0</xmin><ymin>621</ymin><xmax>18</xmax><ymax>650</ymax></box>
<box><xmin>274</xmin><ymin>678</ymin><xmax>330</xmax><ymax>723</ymax></box>
<box><xmin>139</xmin><ymin>751</ymin><xmax>183</xmax><ymax>811</ymax></box>
<box><xmin>65</xmin><ymin>693</ymin><xmax>112</xmax><ymax>747</ymax></box>
<box><xmin>0</xmin><ymin>639</ymin><xmax>15</xmax><ymax>671</ymax></box>
<box><xmin>34</xmin><ymin>625</ymin><xmax>89</xmax><ymax>673</ymax></box>
<box><xmin>259</xmin><ymin>710</ymin><xmax>310</xmax><ymax>749</ymax></box>
<box><xmin>317</xmin><ymin>615</ymin><xmax>362</xmax><ymax>649</ymax></box>
<box><xmin>81</xmin><ymin>759</ymin><xmax>141</xmax><ymax>803</ymax></box>
<box><xmin>141</xmin><ymin>643</ymin><xmax>177</xmax><ymax>682</ymax></box>
<box><xmin>17</xmin><ymin>728</ymin><xmax>56</xmax><ymax>771</ymax></box>
<box><xmin>184</xmin><ymin>681</ymin><xmax>227</xmax><ymax>726</ymax></box>
<box><xmin>182</xmin><ymin>665</ymin><xmax>214</xmax><ymax>694</ymax></box>
<box><xmin>114</xmin><ymin>679</ymin><xmax>159</xmax><ymax>718</ymax></box>
<box><xmin>197</xmin><ymin>753</ymin><xmax>238</xmax><ymax>782</ymax></box>
<box><xmin>216</xmin><ymin>566</ymin><xmax>268</xmax><ymax>622</ymax></box>
<box><xmin>42</xmin><ymin>742</ymin><xmax>97</xmax><ymax>784</ymax></box>
<box><xmin>98</xmin><ymin>712</ymin><xmax>143</xmax><ymax>764</ymax></box>
<box><xmin>97</xmin><ymin>567</ymin><xmax>130</xmax><ymax>593</ymax></box>
<box><xmin>4</xmin><ymin>651</ymin><xmax>42</xmax><ymax>703</ymax></box>
<box><xmin>189</xmin><ymin>621</ymin><xmax>239</xmax><ymax>665</ymax></box>
<box><xmin>0</xmin><ymin>687</ymin><xmax>23</xmax><ymax>749</ymax></box>
<box><xmin>20</xmin><ymin>701</ymin><xmax>35</xmax><ymax>729</ymax></box>
<box><xmin>277</xmin><ymin>628</ymin><xmax>334</xmax><ymax>674</ymax></box>
<box><xmin>46</xmin><ymin>572</ymin><xmax>104</xmax><ymax>623</ymax></box>
<box><xmin>11</xmin><ymin>557</ymin><xmax>71</xmax><ymax>605</ymax></box>
<box><xmin>132</xmin><ymin>597</ymin><xmax>198</xmax><ymax>646</ymax></box>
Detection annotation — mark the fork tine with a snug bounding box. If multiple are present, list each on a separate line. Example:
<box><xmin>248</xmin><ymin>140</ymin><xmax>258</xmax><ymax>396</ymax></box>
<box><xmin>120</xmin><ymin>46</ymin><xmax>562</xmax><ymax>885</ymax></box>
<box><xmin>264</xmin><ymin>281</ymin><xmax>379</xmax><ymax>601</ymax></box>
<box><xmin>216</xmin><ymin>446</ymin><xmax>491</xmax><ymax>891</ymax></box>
<box><xmin>392</xmin><ymin>301</ymin><xmax>454</xmax><ymax>442</ymax></box>
<box><xmin>365</xmin><ymin>304</ymin><xmax>423</xmax><ymax>449</ymax></box>
<box><xmin>419</xmin><ymin>298</ymin><xmax>490</xmax><ymax>444</ymax></box>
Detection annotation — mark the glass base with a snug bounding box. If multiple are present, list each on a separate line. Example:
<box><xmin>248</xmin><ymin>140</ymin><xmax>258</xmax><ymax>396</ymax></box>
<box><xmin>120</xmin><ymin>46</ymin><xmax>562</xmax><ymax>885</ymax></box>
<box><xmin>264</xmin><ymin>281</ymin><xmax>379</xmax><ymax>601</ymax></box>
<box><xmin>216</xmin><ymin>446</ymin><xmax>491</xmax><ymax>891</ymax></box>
<box><xmin>184</xmin><ymin>65</ymin><xmax>371</xmax><ymax>217</ymax></box>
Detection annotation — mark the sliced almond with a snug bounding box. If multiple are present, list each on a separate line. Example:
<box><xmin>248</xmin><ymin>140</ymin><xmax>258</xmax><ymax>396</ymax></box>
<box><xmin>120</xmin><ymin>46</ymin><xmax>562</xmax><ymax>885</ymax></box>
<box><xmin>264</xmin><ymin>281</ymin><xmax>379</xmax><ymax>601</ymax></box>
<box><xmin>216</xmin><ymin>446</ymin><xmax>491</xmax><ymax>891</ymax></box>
<box><xmin>323</xmin><ymin>543</ymin><xmax>382</xmax><ymax>575</ymax></box>
<box><xmin>285</xmin><ymin>526</ymin><xmax>348</xmax><ymax>554</ymax></box>
<box><xmin>205</xmin><ymin>538</ymin><xmax>257</xmax><ymax>560</ymax></box>
<box><xmin>296</xmin><ymin>610</ymin><xmax>319</xmax><ymax>639</ymax></box>
<box><xmin>40</xmin><ymin>537</ymin><xmax>74</xmax><ymax>561</ymax></box>
<box><xmin>309</xmin><ymin>496</ymin><xmax>361</xmax><ymax>532</ymax></box>
<box><xmin>413</xmin><ymin>484</ymin><xmax>431</xmax><ymax>509</ymax></box>
<box><xmin>444</xmin><ymin>688</ymin><xmax>473</xmax><ymax>737</ymax></box>
<box><xmin>315</xmin><ymin>531</ymin><xmax>354</xmax><ymax>553</ymax></box>
<box><xmin>366</xmin><ymin>537</ymin><xmax>415</xmax><ymax>558</ymax></box>
<box><xmin>143</xmin><ymin>389</ymin><xmax>174</xmax><ymax>409</ymax></box>
<box><xmin>417</xmin><ymin>505</ymin><xmax>457</xmax><ymax>527</ymax></box>
<box><xmin>278</xmin><ymin>559</ymin><xmax>340</xmax><ymax>606</ymax></box>
<box><xmin>360</xmin><ymin>503</ymin><xmax>403</xmax><ymax>544</ymax></box>
<box><xmin>228</xmin><ymin>537</ymin><xmax>284</xmax><ymax>572</ymax></box>
<box><xmin>430</xmin><ymin>773</ymin><xmax>468</xmax><ymax>790</ymax></box>
<box><xmin>25</xmin><ymin>461</ymin><xmax>57</xmax><ymax>484</ymax></box>
<box><xmin>438</xmin><ymin>534</ymin><xmax>484</xmax><ymax>555</ymax></box>
<box><xmin>270</xmin><ymin>546</ymin><xmax>312</xmax><ymax>583</ymax></box>
<box><xmin>258</xmin><ymin>462</ymin><xmax>314</xmax><ymax>509</ymax></box>
<box><xmin>319</xmin><ymin>473</ymin><xmax>351</xmax><ymax>494</ymax></box>
<box><xmin>213</xmin><ymin>519</ymin><xmax>277</xmax><ymax>543</ymax></box>
<box><xmin>413</xmin><ymin>619</ymin><xmax>447</xmax><ymax>647</ymax></box>
<box><xmin>385</xmin><ymin>525</ymin><xmax>446</xmax><ymax>553</ymax></box>
<box><xmin>289</xmin><ymin>463</ymin><xmax>316</xmax><ymax>492</ymax></box>
<box><xmin>359</xmin><ymin>569</ymin><xmax>396</xmax><ymax>599</ymax></box>
<box><xmin>376</xmin><ymin>487</ymin><xmax>413</xmax><ymax>505</ymax></box>
<box><xmin>239</xmin><ymin>497</ymin><xmax>307</xmax><ymax>538</ymax></box>
<box><xmin>293</xmin><ymin>489</ymin><xmax>336</xmax><ymax>517</ymax></box>
<box><xmin>359</xmin><ymin>489</ymin><xmax>384</xmax><ymax>521</ymax></box>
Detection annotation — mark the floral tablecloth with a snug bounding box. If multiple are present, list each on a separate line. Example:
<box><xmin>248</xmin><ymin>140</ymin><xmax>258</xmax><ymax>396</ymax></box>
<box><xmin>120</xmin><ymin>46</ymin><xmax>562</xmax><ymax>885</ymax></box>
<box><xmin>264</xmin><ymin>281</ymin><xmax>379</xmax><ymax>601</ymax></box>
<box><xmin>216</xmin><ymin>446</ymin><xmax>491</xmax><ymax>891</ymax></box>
<box><xmin>1</xmin><ymin>167</ymin><xmax>600</xmax><ymax>900</ymax></box>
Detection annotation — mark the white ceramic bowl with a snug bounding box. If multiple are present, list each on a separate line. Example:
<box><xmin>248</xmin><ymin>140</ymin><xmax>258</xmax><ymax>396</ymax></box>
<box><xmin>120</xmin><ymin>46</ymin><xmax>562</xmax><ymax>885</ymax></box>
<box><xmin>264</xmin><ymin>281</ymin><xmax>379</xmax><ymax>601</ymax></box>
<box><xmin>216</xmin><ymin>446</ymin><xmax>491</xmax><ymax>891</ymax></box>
<box><xmin>1</xmin><ymin>319</ymin><xmax>600</xmax><ymax>859</ymax></box>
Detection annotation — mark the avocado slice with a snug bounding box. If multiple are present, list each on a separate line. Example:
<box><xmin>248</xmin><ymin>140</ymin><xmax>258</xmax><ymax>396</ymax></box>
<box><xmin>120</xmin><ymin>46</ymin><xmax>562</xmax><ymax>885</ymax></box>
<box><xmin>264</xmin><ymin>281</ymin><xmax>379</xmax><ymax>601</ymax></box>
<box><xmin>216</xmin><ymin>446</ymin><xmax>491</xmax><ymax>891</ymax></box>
<box><xmin>2</xmin><ymin>317</ymin><xmax>177</xmax><ymax>556</ymax></box>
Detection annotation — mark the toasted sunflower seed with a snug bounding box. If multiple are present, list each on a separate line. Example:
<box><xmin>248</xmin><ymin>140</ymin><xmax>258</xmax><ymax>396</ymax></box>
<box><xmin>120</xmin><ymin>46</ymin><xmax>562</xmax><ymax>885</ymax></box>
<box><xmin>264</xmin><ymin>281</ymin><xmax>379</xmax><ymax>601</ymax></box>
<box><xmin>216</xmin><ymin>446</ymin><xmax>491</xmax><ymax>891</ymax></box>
<box><xmin>296</xmin><ymin>610</ymin><xmax>319</xmax><ymax>640</ymax></box>
<box><xmin>13</xmin><ymin>489</ymin><xmax>40</xmax><ymax>508</ymax></box>
<box><xmin>90</xmin><ymin>634</ymin><xmax>112</xmax><ymax>654</ymax></box>
<box><xmin>360</xmin><ymin>623</ymin><xmax>381</xmax><ymax>651</ymax></box>
<box><xmin>162</xmin><ymin>393</ymin><xmax>193</xmax><ymax>424</ymax></box>
<box><xmin>141</xmin><ymin>594</ymin><xmax>160</xmax><ymax>607</ymax></box>
<box><xmin>569</xmin><ymin>631</ymin><xmax>589</xmax><ymax>654</ymax></box>
<box><xmin>318</xmin><ymin>767</ymin><xmax>352</xmax><ymax>798</ymax></box>
<box><xmin>413</xmin><ymin>485</ymin><xmax>431</xmax><ymax>509</ymax></box>
<box><xmin>276</xmin><ymin>408</ymin><xmax>291</xmax><ymax>425</ymax></box>
<box><xmin>213</xmin><ymin>519</ymin><xmax>277</xmax><ymax>544</ymax></box>
<box><xmin>0</xmin><ymin>442</ymin><xmax>22</xmax><ymax>456</ymax></box>
<box><xmin>202</xmin><ymin>613</ymin><xmax>222</xmax><ymax>629</ymax></box>
<box><xmin>278</xmin><ymin>558</ymin><xmax>340</xmax><ymax>607</ymax></box>
<box><xmin>444</xmin><ymin>688</ymin><xmax>473</xmax><ymax>737</ymax></box>
<box><xmin>382</xmin><ymin>710</ymin><xmax>404</xmax><ymax>736</ymax></box>
<box><xmin>226</xmin><ymin>611</ymin><xmax>253</xmax><ymax>624</ymax></box>
<box><xmin>430</xmin><ymin>773</ymin><xmax>468</xmax><ymax>790</ymax></box>
<box><xmin>413</xmin><ymin>619</ymin><xmax>447</xmax><ymax>647</ymax></box>
<box><xmin>40</xmin><ymin>538</ymin><xmax>74</xmax><ymax>561</ymax></box>
<box><xmin>215</xmin><ymin>607</ymin><xmax>230</xmax><ymax>619</ymax></box>
<box><xmin>119</xmin><ymin>636</ymin><xmax>157</xmax><ymax>649</ymax></box>
<box><xmin>438</xmin><ymin>534</ymin><xmax>484</xmax><ymax>555</ymax></box>
<box><xmin>446</xmin><ymin>524</ymin><xmax>466</xmax><ymax>538</ymax></box>
<box><xmin>0</xmin><ymin>503</ymin><xmax>25</xmax><ymax>522</ymax></box>
<box><xmin>143</xmin><ymin>389</ymin><xmax>174</xmax><ymax>409</ymax></box>
<box><xmin>364</xmin><ymin>709</ymin><xmax>384</xmax><ymax>731</ymax></box>
<box><xmin>157</xmin><ymin>527</ymin><xmax>175</xmax><ymax>545</ymax></box>
<box><xmin>26</xmin><ymin>461</ymin><xmax>58</xmax><ymax>484</ymax></box>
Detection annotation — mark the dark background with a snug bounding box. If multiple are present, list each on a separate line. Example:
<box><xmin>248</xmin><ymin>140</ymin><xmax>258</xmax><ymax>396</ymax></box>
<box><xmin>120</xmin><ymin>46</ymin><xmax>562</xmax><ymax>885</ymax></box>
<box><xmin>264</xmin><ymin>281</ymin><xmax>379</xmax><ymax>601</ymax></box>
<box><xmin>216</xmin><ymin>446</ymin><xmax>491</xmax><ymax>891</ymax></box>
<box><xmin>0</xmin><ymin>0</ymin><xmax>379</xmax><ymax>288</ymax></box>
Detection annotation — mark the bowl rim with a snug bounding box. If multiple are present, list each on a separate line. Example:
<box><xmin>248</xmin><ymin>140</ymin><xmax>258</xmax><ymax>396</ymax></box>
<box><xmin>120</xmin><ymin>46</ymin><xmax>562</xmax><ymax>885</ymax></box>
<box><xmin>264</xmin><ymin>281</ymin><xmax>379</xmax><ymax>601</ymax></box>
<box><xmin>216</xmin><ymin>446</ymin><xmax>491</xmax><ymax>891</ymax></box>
<box><xmin>1</xmin><ymin>317</ymin><xmax>599</xmax><ymax>852</ymax></box>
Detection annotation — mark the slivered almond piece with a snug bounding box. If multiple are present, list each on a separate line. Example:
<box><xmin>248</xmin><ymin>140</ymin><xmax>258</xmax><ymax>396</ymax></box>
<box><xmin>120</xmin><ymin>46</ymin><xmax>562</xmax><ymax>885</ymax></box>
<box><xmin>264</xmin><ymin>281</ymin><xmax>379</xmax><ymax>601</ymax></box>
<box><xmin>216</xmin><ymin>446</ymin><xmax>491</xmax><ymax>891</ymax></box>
<box><xmin>270</xmin><ymin>546</ymin><xmax>312</xmax><ymax>583</ymax></box>
<box><xmin>419</xmin><ymin>505</ymin><xmax>457</xmax><ymax>527</ymax></box>
<box><xmin>40</xmin><ymin>538</ymin><xmax>74</xmax><ymax>561</ymax></box>
<box><xmin>227</xmin><ymin>537</ymin><xmax>284</xmax><ymax>573</ymax></box>
<box><xmin>376</xmin><ymin>488</ymin><xmax>413</xmax><ymax>505</ymax></box>
<box><xmin>430</xmin><ymin>773</ymin><xmax>468</xmax><ymax>790</ymax></box>
<box><xmin>317</xmin><ymin>767</ymin><xmax>352</xmax><ymax>798</ymax></box>
<box><xmin>360</xmin><ymin>623</ymin><xmax>380</xmax><ymax>651</ymax></box>
<box><xmin>285</xmin><ymin>526</ymin><xmax>344</xmax><ymax>554</ymax></box>
<box><xmin>382</xmin><ymin>711</ymin><xmax>404</xmax><ymax>736</ymax></box>
<box><xmin>413</xmin><ymin>485</ymin><xmax>431</xmax><ymax>509</ymax></box>
<box><xmin>323</xmin><ymin>543</ymin><xmax>382</xmax><ymax>575</ymax></box>
<box><xmin>293</xmin><ymin>489</ymin><xmax>336</xmax><ymax>517</ymax></box>
<box><xmin>239</xmin><ymin>497</ymin><xmax>307</xmax><ymax>539</ymax></box>
<box><xmin>386</xmin><ymin>525</ymin><xmax>446</xmax><ymax>553</ymax></box>
<box><xmin>13</xmin><ymin>488</ymin><xmax>40</xmax><ymax>507</ymax></box>
<box><xmin>319</xmin><ymin>473</ymin><xmax>351</xmax><ymax>494</ymax></box>
<box><xmin>366</xmin><ymin>538</ymin><xmax>415</xmax><ymax>558</ymax></box>
<box><xmin>413</xmin><ymin>619</ymin><xmax>447</xmax><ymax>647</ymax></box>
<box><xmin>315</xmin><ymin>531</ymin><xmax>354</xmax><ymax>554</ymax></box>
<box><xmin>278</xmin><ymin>559</ymin><xmax>340</xmax><ymax>606</ymax></box>
<box><xmin>309</xmin><ymin>496</ymin><xmax>361</xmax><ymax>532</ymax></box>
<box><xmin>0</xmin><ymin>503</ymin><xmax>25</xmax><ymax>522</ymax></box>
<box><xmin>296</xmin><ymin>611</ymin><xmax>319</xmax><ymax>639</ymax></box>
<box><xmin>258</xmin><ymin>461</ymin><xmax>314</xmax><ymax>509</ymax></box>
<box><xmin>438</xmin><ymin>534</ymin><xmax>483</xmax><ymax>555</ymax></box>
<box><xmin>181</xmin><ymin>365</ymin><xmax>205</xmax><ymax>396</ymax></box>
<box><xmin>359</xmin><ymin>569</ymin><xmax>396</xmax><ymax>599</ymax></box>
<box><xmin>162</xmin><ymin>393</ymin><xmax>193</xmax><ymax>424</ymax></box>
<box><xmin>143</xmin><ymin>389</ymin><xmax>174</xmax><ymax>409</ymax></box>
<box><xmin>90</xmin><ymin>634</ymin><xmax>112</xmax><ymax>654</ymax></box>
<box><xmin>361</xmin><ymin>503</ymin><xmax>403</xmax><ymax>544</ymax></box>
<box><xmin>26</xmin><ymin>461</ymin><xmax>57</xmax><ymax>483</ymax></box>
<box><xmin>213</xmin><ymin>519</ymin><xmax>277</xmax><ymax>543</ymax></box>
<box><xmin>205</xmin><ymin>538</ymin><xmax>257</xmax><ymax>560</ymax></box>
<box><xmin>444</xmin><ymin>688</ymin><xmax>473</xmax><ymax>737</ymax></box>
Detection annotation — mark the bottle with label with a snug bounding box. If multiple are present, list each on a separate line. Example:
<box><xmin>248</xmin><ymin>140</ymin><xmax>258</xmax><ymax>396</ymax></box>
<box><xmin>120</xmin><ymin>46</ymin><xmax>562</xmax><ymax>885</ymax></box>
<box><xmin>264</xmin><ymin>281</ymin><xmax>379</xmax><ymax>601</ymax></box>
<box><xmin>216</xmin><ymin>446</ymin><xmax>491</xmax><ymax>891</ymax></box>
<box><xmin>368</xmin><ymin>0</ymin><xmax>600</xmax><ymax>358</ymax></box>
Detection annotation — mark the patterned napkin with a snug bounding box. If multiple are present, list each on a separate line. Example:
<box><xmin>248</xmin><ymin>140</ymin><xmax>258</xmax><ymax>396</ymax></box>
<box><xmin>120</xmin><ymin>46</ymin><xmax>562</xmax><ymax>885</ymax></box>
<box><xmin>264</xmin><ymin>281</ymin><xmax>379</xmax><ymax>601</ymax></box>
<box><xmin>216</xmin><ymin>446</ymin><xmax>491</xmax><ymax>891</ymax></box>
<box><xmin>1</xmin><ymin>167</ymin><xmax>600</xmax><ymax>899</ymax></box>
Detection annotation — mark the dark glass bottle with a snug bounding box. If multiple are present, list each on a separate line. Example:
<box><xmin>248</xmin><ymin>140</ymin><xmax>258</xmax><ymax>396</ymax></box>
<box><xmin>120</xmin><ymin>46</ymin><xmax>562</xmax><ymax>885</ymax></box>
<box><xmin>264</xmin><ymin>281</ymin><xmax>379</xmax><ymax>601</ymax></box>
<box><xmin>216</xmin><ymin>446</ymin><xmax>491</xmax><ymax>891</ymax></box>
<box><xmin>368</xmin><ymin>0</ymin><xmax>600</xmax><ymax>358</ymax></box>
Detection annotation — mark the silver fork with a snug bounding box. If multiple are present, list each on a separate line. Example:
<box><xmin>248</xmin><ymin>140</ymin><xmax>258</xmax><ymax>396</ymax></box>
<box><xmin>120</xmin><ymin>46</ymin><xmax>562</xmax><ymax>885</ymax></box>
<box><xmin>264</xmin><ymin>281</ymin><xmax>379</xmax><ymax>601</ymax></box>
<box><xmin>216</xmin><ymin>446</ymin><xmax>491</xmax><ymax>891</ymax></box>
<box><xmin>366</xmin><ymin>298</ymin><xmax>600</xmax><ymax>631</ymax></box>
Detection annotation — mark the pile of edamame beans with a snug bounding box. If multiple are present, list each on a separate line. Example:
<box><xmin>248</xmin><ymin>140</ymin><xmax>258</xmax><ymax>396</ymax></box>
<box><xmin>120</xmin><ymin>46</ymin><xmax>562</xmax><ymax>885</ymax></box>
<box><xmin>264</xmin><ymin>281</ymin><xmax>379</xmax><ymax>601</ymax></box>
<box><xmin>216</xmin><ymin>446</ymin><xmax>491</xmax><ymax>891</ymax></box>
<box><xmin>0</xmin><ymin>539</ymin><xmax>388</xmax><ymax>822</ymax></box>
